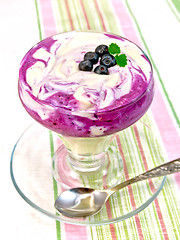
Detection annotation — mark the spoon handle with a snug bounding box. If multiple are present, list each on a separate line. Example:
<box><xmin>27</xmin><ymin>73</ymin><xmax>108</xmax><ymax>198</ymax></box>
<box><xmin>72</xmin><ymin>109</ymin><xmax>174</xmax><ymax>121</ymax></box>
<box><xmin>111</xmin><ymin>158</ymin><xmax>180</xmax><ymax>193</ymax></box>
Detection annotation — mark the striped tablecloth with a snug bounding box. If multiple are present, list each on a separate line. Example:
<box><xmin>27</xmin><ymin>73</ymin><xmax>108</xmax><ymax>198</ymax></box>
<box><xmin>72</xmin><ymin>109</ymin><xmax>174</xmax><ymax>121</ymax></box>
<box><xmin>4</xmin><ymin>0</ymin><xmax>180</xmax><ymax>239</ymax></box>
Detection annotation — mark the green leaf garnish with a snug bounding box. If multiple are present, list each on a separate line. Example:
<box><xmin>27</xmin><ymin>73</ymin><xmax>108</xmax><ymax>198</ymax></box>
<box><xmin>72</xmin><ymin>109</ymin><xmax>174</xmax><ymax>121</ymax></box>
<box><xmin>108</xmin><ymin>43</ymin><xmax>127</xmax><ymax>67</ymax></box>
<box><xmin>108</xmin><ymin>43</ymin><xmax>121</xmax><ymax>55</ymax></box>
<box><xmin>115</xmin><ymin>54</ymin><xmax>127</xmax><ymax>67</ymax></box>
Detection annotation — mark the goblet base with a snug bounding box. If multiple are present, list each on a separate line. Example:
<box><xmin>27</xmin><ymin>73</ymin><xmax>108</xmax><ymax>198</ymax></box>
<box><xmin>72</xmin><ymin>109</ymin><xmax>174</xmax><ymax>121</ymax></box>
<box><xmin>10</xmin><ymin>121</ymin><xmax>166</xmax><ymax>225</ymax></box>
<box><xmin>52</xmin><ymin>142</ymin><xmax>124</xmax><ymax>190</ymax></box>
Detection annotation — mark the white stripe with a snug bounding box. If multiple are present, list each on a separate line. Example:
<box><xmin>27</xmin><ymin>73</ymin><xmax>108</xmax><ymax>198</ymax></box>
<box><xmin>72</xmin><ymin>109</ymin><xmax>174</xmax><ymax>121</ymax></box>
<box><xmin>72</xmin><ymin>0</ymin><xmax>87</xmax><ymax>30</ymax></box>
<box><xmin>52</xmin><ymin>0</ymin><xmax>64</xmax><ymax>32</ymax></box>
<box><xmin>98</xmin><ymin>0</ymin><xmax>124</xmax><ymax>34</ymax></box>
<box><xmin>87</xmin><ymin>0</ymin><xmax>103</xmax><ymax>31</ymax></box>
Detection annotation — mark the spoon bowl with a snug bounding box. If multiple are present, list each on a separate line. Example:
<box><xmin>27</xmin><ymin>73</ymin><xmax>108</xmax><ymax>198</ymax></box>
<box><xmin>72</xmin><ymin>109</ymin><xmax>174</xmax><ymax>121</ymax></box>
<box><xmin>55</xmin><ymin>158</ymin><xmax>180</xmax><ymax>218</ymax></box>
<box><xmin>55</xmin><ymin>188</ymin><xmax>109</xmax><ymax>218</ymax></box>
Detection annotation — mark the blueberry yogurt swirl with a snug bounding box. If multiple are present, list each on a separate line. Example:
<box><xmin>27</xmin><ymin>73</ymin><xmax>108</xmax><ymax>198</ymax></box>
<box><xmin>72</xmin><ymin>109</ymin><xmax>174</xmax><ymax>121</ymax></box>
<box><xmin>18</xmin><ymin>31</ymin><xmax>154</xmax><ymax>137</ymax></box>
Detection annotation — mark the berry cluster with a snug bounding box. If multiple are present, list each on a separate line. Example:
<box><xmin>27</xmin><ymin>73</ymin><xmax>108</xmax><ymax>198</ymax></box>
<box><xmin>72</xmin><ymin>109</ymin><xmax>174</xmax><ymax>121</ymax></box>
<box><xmin>78</xmin><ymin>45</ymin><xmax>116</xmax><ymax>75</ymax></box>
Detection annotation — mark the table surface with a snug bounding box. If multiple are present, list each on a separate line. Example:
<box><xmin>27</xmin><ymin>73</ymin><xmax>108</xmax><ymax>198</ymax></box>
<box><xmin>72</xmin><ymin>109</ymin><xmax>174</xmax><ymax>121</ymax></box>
<box><xmin>1</xmin><ymin>0</ymin><xmax>180</xmax><ymax>239</ymax></box>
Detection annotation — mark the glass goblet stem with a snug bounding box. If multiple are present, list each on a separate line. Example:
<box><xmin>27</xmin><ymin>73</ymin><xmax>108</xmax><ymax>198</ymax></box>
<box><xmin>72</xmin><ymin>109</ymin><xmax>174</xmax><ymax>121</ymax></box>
<box><xmin>61</xmin><ymin>134</ymin><xmax>115</xmax><ymax>173</ymax></box>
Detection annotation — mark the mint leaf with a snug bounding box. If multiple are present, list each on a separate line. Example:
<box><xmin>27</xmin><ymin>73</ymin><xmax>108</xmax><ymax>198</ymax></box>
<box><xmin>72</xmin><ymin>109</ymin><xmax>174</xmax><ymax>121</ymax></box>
<box><xmin>108</xmin><ymin>43</ymin><xmax>121</xmax><ymax>55</ymax></box>
<box><xmin>108</xmin><ymin>43</ymin><xmax>127</xmax><ymax>68</ymax></box>
<box><xmin>115</xmin><ymin>54</ymin><xmax>127</xmax><ymax>67</ymax></box>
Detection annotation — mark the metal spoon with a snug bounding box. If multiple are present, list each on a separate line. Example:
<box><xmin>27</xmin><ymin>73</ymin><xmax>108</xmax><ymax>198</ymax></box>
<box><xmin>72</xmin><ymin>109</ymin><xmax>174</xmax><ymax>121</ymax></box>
<box><xmin>55</xmin><ymin>158</ymin><xmax>180</xmax><ymax>218</ymax></box>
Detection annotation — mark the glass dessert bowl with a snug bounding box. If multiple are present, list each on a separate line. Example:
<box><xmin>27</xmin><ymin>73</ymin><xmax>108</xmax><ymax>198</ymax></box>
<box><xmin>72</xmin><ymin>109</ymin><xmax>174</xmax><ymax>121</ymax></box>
<box><xmin>18</xmin><ymin>31</ymin><xmax>154</xmax><ymax>190</ymax></box>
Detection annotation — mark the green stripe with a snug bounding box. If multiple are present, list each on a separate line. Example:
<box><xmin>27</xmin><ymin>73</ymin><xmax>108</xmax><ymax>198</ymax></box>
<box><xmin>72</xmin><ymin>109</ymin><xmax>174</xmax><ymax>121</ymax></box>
<box><xmin>128</xmin><ymin>129</ymin><xmax>158</xmax><ymax>239</ymax></box>
<box><xmin>119</xmin><ymin>132</ymin><xmax>141</xmax><ymax>237</ymax></box>
<box><xmin>138</xmin><ymin>118</ymin><xmax>179</xmax><ymax>238</ymax></box>
<box><xmin>166</xmin><ymin>0</ymin><xmax>180</xmax><ymax>21</ymax></box>
<box><xmin>144</xmin><ymin>116</ymin><xmax>180</xmax><ymax>238</ymax></box>
<box><xmin>123</xmin><ymin>127</ymin><xmax>160</xmax><ymax>239</ymax></box>
<box><xmin>49</xmin><ymin>131</ymin><xmax>61</xmax><ymax>240</ymax></box>
<box><xmin>99</xmin><ymin>0</ymin><xmax>120</xmax><ymax>33</ymax></box>
<box><xmin>82</xmin><ymin>0</ymin><xmax>101</xmax><ymax>30</ymax></box>
<box><xmin>87</xmin><ymin>175</ymin><xmax>112</xmax><ymax>240</ymax></box>
<box><xmin>171</xmin><ymin>0</ymin><xmax>180</xmax><ymax>13</ymax></box>
<box><xmin>117</xmin><ymin>133</ymin><xmax>140</xmax><ymax>239</ymax></box>
<box><xmin>70</xmin><ymin>0</ymin><xmax>82</xmax><ymax>30</ymax></box>
<box><xmin>58</xmin><ymin>1</ymin><xmax>103</xmax><ymax>238</ymax></box>
<box><xmin>125</xmin><ymin>0</ymin><xmax>180</xmax><ymax>129</ymax></box>
<box><xmin>88</xmin><ymin>2</ymin><xmax>129</xmax><ymax>239</ymax></box>
<box><xmin>97</xmin><ymin>2</ymin><xmax>141</xmax><ymax>237</ymax></box>
<box><xmin>162</xmin><ymin>178</ymin><xmax>180</xmax><ymax>237</ymax></box>
<box><xmin>109</xmin><ymin>196</ymin><xmax>126</xmax><ymax>239</ymax></box>
<box><xmin>92</xmin><ymin>0</ymin><xmax>107</xmax><ymax>31</ymax></box>
<box><xmin>49</xmin><ymin>131</ymin><xmax>59</xmax><ymax>201</ymax></box>
<box><xmin>131</xmin><ymin>122</ymin><xmax>165</xmax><ymax>238</ymax></box>
<box><xmin>56</xmin><ymin>0</ymin><xmax>67</xmax><ymax>32</ymax></box>
<box><xmin>57</xmin><ymin>1</ymin><xmax>112</xmax><ymax>239</ymax></box>
<box><xmin>147</xmin><ymin>130</ymin><xmax>174</xmax><ymax>239</ymax></box>
<box><xmin>97</xmin><ymin>1</ymin><xmax>151</xmax><ymax>238</ymax></box>
<box><xmin>100</xmin><ymin>1</ymin><xmax>142</xmax><ymax>238</ymax></box>
<box><xmin>34</xmin><ymin>0</ymin><xmax>180</xmax><ymax>238</ymax></box>
<box><xmin>34</xmin><ymin>0</ymin><xmax>42</xmax><ymax>40</ymax></box>
<box><xmin>75</xmin><ymin>1</ymin><xmax>115</xmax><ymax>238</ymax></box>
<box><xmin>90</xmin><ymin>228</ymin><xmax>94</xmax><ymax>240</ymax></box>
<box><xmin>143</xmin><ymin>115</ymin><xmax>179</xmax><ymax>238</ymax></box>
<box><xmin>57</xmin><ymin>0</ymin><xmax>71</xmax><ymax>31</ymax></box>
<box><xmin>108</xmin><ymin>140</ymin><xmax>131</xmax><ymax>240</ymax></box>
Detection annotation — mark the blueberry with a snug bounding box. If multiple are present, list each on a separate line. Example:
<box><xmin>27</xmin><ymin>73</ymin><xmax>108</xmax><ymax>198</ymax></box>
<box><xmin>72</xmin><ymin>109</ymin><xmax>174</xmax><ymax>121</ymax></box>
<box><xmin>95</xmin><ymin>45</ymin><xmax>109</xmax><ymax>57</ymax></box>
<box><xmin>94</xmin><ymin>65</ymin><xmax>109</xmax><ymax>75</ymax></box>
<box><xmin>79</xmin><ymin>60</ymin><xmax>93</xmax><ymax>71</ymax></box>
<box><xmin>100</xmin><ymin>54</ymin><xmax>116</xmax><ymax>68</ymax></box>
<box><xmin>84</xmin><ymin>52</ymin><xmax>99</xmax><ymax>64</ymax></box>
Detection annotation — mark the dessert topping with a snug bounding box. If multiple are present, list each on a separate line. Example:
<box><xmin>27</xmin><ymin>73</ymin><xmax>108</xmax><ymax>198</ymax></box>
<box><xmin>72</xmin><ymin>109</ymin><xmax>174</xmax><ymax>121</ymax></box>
<box><xmin>84</xmin><ymin>52</ymin><xmax>99</xmax><ymax>64</ymax></box>
<box><xmin>94</xmin><ymin>65</ymin><xmax>109</xmax><ymax>75</ymax></box>
<box><xmin>78</xmin><ymin>43</ymin><xmax>127</xmax><ymax>74</ymax></box>
<box><xmin>78</xmin><ymin>60</ymin><xmax>93</xmax><ymax>71</ymax></box>
<box><xmin>100</xmin><ymin>54</ymin><xmax>116</xmax><ymax>68</ymax></box>
<box><xmin>95</xmin><ymin>45</ymin><xmax>109</xmax><ymax>57</ymax></box>
<box><xmin>108</xmin><ymin>43</ymin><xmax>127</xmax><ymax>67</ymax></box>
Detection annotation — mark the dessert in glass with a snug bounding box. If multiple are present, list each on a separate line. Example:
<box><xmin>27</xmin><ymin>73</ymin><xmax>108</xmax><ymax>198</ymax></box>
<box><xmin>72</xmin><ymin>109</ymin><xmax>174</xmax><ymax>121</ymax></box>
<box><xmin>18</xmin><ymin>31</ymin><xmax>154</xmax><ymax>190</ymax></box>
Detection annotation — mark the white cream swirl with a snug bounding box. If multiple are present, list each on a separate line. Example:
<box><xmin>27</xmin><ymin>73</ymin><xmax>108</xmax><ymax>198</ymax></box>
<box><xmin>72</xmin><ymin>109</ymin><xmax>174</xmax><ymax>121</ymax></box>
<box><xmin>25</xmin><ymin>32</ymin><xmax>151</xmax><ymax>112</ymax></box>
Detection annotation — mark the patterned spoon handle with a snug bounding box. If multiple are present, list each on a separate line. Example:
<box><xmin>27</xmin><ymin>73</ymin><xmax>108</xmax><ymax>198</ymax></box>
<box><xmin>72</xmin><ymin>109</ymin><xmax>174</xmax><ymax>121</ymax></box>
<box><xmin>112</xmin><ymin>158</ymin><xmax>180</xmax><ymax>192</ymax></box>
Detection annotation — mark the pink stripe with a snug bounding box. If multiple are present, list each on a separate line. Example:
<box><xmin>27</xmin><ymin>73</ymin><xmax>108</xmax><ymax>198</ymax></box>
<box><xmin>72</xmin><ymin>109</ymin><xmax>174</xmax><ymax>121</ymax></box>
<box><xmin>133</xmin><ymin>125</ymin><xmax>169</xmax><ymax>240</ymax></box>
<box><xmin>111</xmin><ymin>0</ymin><xmax>180</xmax><ymax>189</ymax></box>
<box><xmin>38</xmin><ymin>0</ymin><xmax>88</xmax><ymax>239</ymax></box>
<box><xmin>79</xmin><ymin>2</ymin><xmax>117</xmax><ymax>238</ymax></box>
<box><xmin>116</xmin><ymin>136</ymin><xmax>144</xmax><ymax>240</ymax></box>
<box><xmin>102</xmin><ymin>154</ymin><xmax>118</xmax><ymax>240</ymax></box>
<box><xmin>133</xmin><ymin>125</ymin><xmax>156</xmax><ymax>193</ymax></box>
<box><xmin>105</xmin><ymin>201</ymin><xmax>118</xmax><ymax>240</ymax></box>
<box><xmin>92</xmin><ymin>2</ymin><xmax>144</xmax><ymax>238</ymax></box>
<box><xmin>38</xmin><ymin>2</ymin><xmax>180</xmax><ymax>240</ymax></box>
<box><xmin>111</xmin><ymin>0</ymin><xmax>180</xmax><ymax>236</ymax></box>
<box><xmin>64</xmin><ymin>0</ymin><xmax>74</xmax><ymax>30</ymax></box>
<box><xmin>80</xmin><ymin>2</ymin><xmax>117</xmax><ymax>237</ymax></box>
<box><xmin>152</xmin><ymin>89</ymin><xmax>180</xmax><ymax>189</ymax></box>
<box><xmin>94</xmin><ymin>0</ymin><xmax>107</xmax><ymax>32</ymax></box>
<box><xmin>39</xmin><ymin>0</ymin><xmax>57</xmax><ymax>37</ymax></box>
<box><xmin>95</xmin><ymin>1</ymin><xmax>143</xmax><ymax>238</ymax></box>
<box><xmin>55</xmin><ymin>139</ymin><xmax>88</xmax><ymax>239</ymax></box>
<box><xmin>60</xmin><ymin>2</ymin><xmax>87</xmax><ymax>238</ymax></box>
<box><xmin>111</xmin><ymin>0</ymin><xmax>140</xmax><ymax>45</ymax></box>
<box><xmin>64</xmin><ymin>224</ymin><xmax>88</xmax><ymax>240</ymax></box>
<box><xmin>151</xmin><ymin>88</ymin><xmax>180</xmax><ymax>160</ymax></box>
<box><xmin>80</xmin><ymin>0</ymin><xmax>91</xmax><ymax>30</ymax></box>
